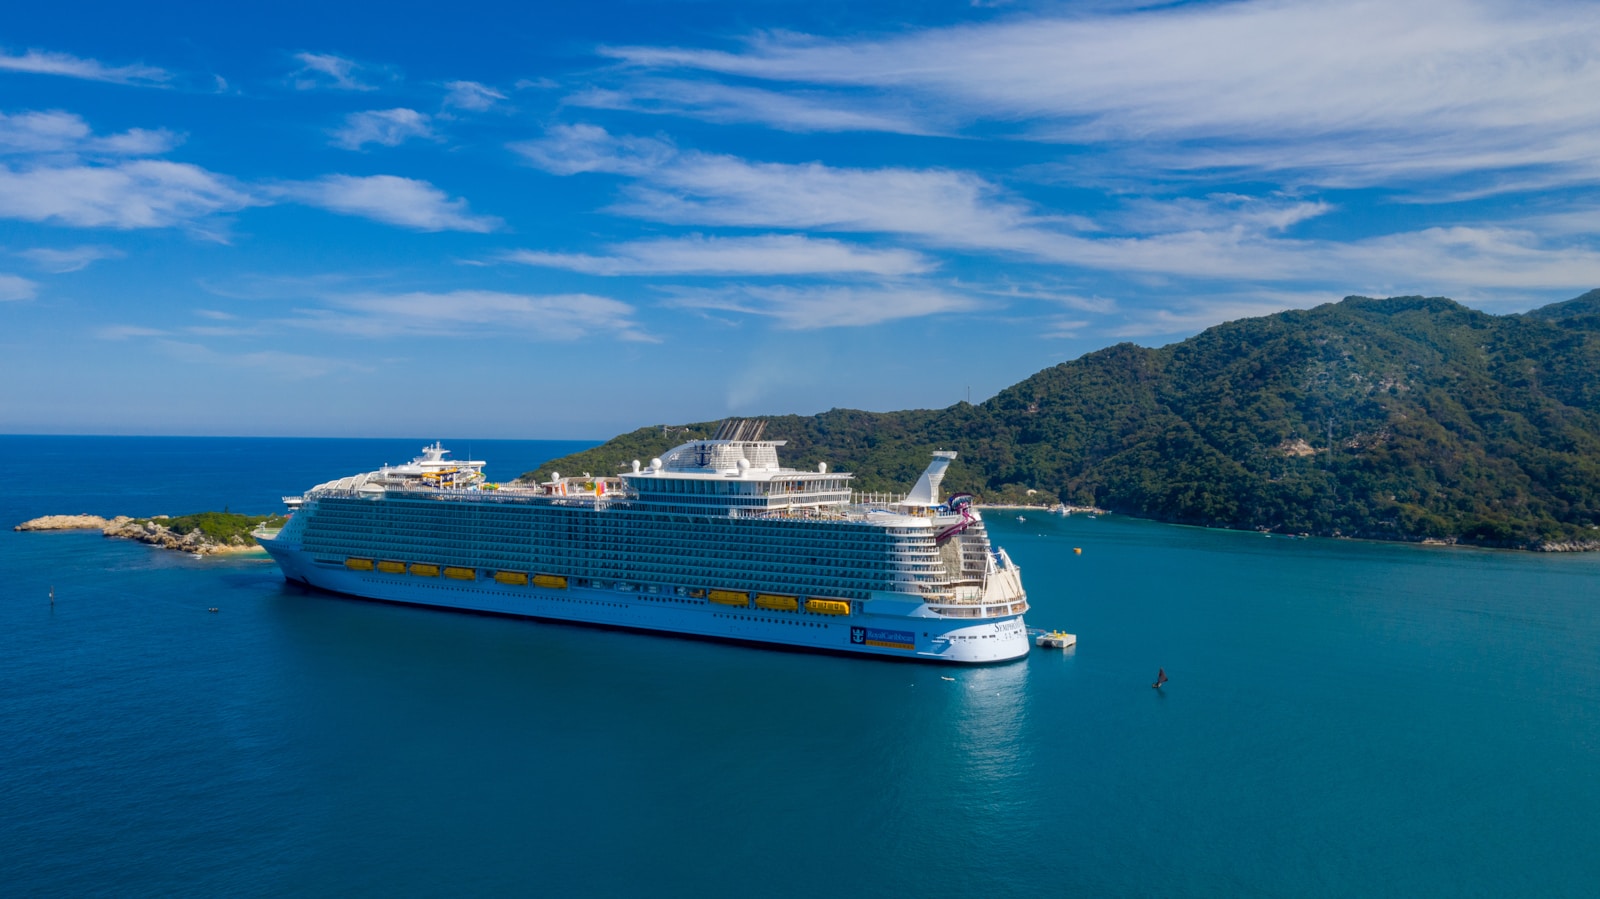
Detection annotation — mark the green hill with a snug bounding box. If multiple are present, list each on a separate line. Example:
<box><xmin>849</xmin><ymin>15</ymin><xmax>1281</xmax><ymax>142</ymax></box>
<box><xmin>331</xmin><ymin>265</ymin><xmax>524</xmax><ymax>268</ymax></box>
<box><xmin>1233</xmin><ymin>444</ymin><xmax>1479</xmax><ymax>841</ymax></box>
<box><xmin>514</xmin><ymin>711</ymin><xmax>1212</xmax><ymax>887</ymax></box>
<box><xmin>525</xmin><ymin>291</ymin><xmax>1600</xmax><ymax>550</ymax></box>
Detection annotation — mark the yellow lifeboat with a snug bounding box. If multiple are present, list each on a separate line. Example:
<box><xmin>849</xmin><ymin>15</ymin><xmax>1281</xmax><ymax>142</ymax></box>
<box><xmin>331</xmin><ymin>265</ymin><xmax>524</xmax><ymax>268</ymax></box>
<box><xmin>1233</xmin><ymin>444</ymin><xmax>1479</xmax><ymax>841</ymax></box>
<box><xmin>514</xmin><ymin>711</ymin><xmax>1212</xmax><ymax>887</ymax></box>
<box><xmin>495</xmin><ymin>571</ymin><xmax>529</xmax><ymax>586</ymax></box>
<box><xmin>805</xmin><ymin>599</ymin><xmax>851</xmax><ymax>616</ymax></box>
<box><xmin>755</xmin><ymin>594</ymin><xmax>799</xmax><ymax>612</ymax></box>
<box><xmin>410</xmin><ymin>563</ymin><xmax>439</xmax><ymax>577</ymax></box>
<box><xmin>533</xmin><ymin>574</ymin><xmax>568</xmax><ymax>589</ymax></box>
<box><xmin>708</xmin><ymin>590</ymin><xmax>750</xmax><ymax>607</ymax></box>
<box><xmin>377</xmin><ymin>560</ymin><xmax>406</xmax><ymax>574</ymax></box>
<box><xmin>444</xmin><ymin>567</ymin><xmax>475</xmax><ymax>581</ymax></box>
<box><xmin>345</xmin><ymin>557</ymin><xmax>374</xmax><ymax>571</ymax></box>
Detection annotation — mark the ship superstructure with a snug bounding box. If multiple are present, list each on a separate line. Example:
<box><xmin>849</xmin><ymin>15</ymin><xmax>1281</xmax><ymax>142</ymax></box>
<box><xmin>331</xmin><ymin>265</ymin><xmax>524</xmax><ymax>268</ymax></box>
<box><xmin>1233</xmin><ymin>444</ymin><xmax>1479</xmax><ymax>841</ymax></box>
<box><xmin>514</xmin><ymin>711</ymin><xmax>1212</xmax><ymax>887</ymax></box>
<box><xmin>257</xmin><ymin>421</ymin><xmax>1030</xmax><ymax>663</ymax></box>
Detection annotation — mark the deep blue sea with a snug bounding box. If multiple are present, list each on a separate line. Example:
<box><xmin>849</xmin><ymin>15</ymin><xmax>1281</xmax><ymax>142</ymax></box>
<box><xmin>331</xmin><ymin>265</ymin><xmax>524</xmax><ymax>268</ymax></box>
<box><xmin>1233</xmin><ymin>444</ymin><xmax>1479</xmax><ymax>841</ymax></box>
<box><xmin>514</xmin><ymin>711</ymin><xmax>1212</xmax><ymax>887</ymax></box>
<box><xmin>3</xmin><ymin>436</ymin><xmax>1599</xmax><ymax>897</ymax></box>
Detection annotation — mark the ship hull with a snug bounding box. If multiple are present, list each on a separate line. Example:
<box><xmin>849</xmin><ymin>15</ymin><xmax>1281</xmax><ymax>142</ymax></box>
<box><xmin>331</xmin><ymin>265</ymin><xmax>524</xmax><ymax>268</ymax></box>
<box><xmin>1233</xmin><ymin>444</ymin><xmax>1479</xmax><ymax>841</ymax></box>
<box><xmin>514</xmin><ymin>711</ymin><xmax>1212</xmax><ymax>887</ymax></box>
<box><xmin>262</xmin><ymin>540</ymin><xmax>1030</xmax><ymax>664</ymax></box>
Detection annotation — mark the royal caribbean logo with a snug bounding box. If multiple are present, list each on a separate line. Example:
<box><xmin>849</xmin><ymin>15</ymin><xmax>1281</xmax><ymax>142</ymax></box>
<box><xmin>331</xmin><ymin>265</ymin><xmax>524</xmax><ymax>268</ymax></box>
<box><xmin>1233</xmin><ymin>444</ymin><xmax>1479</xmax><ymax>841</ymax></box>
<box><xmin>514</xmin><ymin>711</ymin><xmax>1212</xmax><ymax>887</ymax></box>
<box><xmin>852</xmin><ymin>626</ymin><xmax>915</xmax><ymax>651</ymax></box>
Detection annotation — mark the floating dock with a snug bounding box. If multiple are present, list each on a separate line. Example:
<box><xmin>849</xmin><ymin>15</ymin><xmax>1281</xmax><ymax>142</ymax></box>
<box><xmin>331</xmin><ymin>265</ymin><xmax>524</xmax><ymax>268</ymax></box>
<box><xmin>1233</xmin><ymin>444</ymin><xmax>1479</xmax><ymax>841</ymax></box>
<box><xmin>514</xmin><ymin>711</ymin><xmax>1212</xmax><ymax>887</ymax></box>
<box><xmin>1033</xmin><ymin>629</ymin><xmax>1076</xmax><ymax>649</ymax></box>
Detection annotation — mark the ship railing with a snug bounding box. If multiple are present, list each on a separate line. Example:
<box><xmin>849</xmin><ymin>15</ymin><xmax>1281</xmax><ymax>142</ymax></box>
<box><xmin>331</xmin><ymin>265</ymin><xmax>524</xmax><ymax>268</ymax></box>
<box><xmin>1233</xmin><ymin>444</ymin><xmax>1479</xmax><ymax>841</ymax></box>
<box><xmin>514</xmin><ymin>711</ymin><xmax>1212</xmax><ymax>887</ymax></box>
<box><xmin>851</xmin><ymin>491</ymin><xmax>909</xmax><ymax>506</ymax></box>
<box><xmin>305</xmin><ymin>486</ymin><xmax>638</xmax><ymax>505</ymax></box>
<box><xmin>925</xmin><ymin>597</ymin><xmax>1029</xmax><ymax>619</ymax></box>
<box><xmin>726</xmin><ymin>507</ymin><xmax>857</xmax><ymax>521</ymax></box>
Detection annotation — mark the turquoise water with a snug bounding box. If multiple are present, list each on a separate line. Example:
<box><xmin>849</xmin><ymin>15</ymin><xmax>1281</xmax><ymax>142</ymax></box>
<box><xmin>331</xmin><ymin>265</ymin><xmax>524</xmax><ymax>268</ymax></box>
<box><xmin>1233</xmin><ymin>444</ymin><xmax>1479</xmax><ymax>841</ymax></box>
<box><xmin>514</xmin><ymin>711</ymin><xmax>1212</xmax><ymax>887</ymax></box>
<box><xmin>3</xmin><ymin>436</ymin><xmax>1599</xmax><ymax>896</ymax></box>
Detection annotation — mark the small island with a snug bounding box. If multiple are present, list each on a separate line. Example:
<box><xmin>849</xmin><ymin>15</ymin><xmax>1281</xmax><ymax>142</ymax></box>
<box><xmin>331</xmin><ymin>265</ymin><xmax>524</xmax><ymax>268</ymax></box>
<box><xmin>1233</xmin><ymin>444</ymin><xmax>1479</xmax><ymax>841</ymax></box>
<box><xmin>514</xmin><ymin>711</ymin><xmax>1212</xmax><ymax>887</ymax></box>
<box><xmin>15</xmin><ymin>511</ymin><xmax>287</xmax><ymax>555</ymax></box>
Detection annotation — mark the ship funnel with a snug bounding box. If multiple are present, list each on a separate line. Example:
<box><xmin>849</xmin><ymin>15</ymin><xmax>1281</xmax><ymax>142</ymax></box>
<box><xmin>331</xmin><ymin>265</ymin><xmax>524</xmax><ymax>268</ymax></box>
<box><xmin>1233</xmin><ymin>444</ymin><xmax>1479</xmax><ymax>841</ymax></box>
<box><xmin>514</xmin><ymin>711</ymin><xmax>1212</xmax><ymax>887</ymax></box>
<box><xmin>903</xmin><ymin>451</ymin><xmax>957</xmax><ymax>507</ymax></box>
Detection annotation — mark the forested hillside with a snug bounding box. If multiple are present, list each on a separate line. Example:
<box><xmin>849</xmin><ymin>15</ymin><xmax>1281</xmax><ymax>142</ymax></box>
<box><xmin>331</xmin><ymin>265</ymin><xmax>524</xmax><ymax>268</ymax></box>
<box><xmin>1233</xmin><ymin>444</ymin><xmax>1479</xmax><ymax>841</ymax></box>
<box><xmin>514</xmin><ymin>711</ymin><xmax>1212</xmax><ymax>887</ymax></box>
<box><xmin>526</xmin><ymin>291</ymin><xmax>1600</xmax><ymax>550</ymax></box>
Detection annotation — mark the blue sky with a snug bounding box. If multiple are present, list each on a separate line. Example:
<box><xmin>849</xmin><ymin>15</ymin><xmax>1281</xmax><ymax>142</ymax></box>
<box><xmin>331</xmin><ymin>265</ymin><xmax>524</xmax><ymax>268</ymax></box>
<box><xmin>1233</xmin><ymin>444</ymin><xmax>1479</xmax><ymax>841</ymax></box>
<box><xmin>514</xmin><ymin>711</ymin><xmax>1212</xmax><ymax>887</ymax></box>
<box><xmin>4</xmin><ymin>0</ymin><xmax>1599</xmax><ymax>438</ymax></box>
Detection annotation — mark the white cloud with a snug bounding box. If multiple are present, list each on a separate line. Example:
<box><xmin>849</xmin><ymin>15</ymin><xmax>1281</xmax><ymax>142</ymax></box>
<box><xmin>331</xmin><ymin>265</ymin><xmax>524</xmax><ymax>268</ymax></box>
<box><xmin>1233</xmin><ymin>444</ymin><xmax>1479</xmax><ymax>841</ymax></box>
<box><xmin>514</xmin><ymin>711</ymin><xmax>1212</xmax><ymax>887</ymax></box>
<box><xmin>443</xmin><ymin>81</ymin><xmax>506</xmax><ymax>111</ymax></box>
<box><xmin>139</xmin><ymin>339</ymin><xmax>363</xmax><ymax>379</ymax></box>
<box><xmin>0</xmin><ymin>48</ymin><xmax>170</xmax><ymax>86</ymax></box>
<box><xmin>0</xmin><ymin>159</ymin><xmax>256</xmax><ymax>229</ymax></box>
<box><xmin>96</xmin><ymin>324</ymin><xmax>168</xmax><ymax>339</ymax></box>
<box><xmin>275</xmin><ymin>174</ymin><xmax>499</xmax><ymax>232</ymax></box>
<box><xmin>286</xmin><ymin>289</ymin><xmax>652</xmax><ymax>341</ymax></box>
<box><xmin>18</xmin><ymin>245</ymin><xmax>123</xmax><ymax>272</ymax></box>
<box><xmin>1039</xmin><ymin>318</ymin><xmax>1092</xmax><ymax>339</ymax></box>
<box><xmin>0</xmin><ymin>273</ymin><xmax>38</xmax><ymax>301</ymax></box>
<box><xmin>519</xmin><ymin>126</ymin><xmax>1600</xmax><ymax>297</ymax></box>
<box><xmin>0</xmin><ymin>110</ymin><xmax>180</xmax><ymax>157</ymax></box>
<box><xmin>1105</xmin><ymin>194</ymin><xmax>1333</xmax><ymax>235</ymax></box>
<box><xmin>665</xmin><ymin>283</ymin><xmax>976</xmax><ymax>329</ymax></box>
<box><xmin>504</xmin><ymin>234</ymin><xmax>934</xmax><ymax>276</ymax></box>
<box><xmin>976</xmin><ymin>283</ymin><xmax>1118</xmax><ymax>315</ymax></box>
<box><xmin>601</xmin><ymin>0</ymin><xmax>1600</xmax><ymax>190</ymax></box>
<box><xmin>512</xmin><ymin>124</ymin><xmax>676</xmax><ymax>176</ymax></box>
<box><xmin>290</xmin><ymin>52</ymin><xmax>378</xmax><ymax>91</ymax></box>
<box><xmin>567</xmin><ymin>79</ymin><xmax>933</xmax><ymax>134</ymax></box>
<box><xmin>1325</xmin><ymin>227</ymin><xmax>1600</xmax><ymax>292</ymax></box>
<box><xmin>330</xmin><ymin>108</ymin><xmax>433</xmax><ymax>150</ymax></box>
<box><xmin>516</xmin><ymin>125</ymin><xmax>1044</xmax><ymax>244</ymax></box>
<box><xmin>1111</xmin><ymin>291</ymin><xmax>1339</xmax><ymax>339</ymax></box>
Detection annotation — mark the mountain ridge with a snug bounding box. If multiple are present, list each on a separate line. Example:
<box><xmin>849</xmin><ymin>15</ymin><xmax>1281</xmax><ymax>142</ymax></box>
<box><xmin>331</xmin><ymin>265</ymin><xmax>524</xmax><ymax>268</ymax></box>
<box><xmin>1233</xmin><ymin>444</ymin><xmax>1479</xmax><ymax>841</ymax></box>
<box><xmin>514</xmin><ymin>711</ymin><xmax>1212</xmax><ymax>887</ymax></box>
<box><xmin>526</xmin><ymin>291</ymin><xmax>1600</xmax><ymax>550</ymax></box>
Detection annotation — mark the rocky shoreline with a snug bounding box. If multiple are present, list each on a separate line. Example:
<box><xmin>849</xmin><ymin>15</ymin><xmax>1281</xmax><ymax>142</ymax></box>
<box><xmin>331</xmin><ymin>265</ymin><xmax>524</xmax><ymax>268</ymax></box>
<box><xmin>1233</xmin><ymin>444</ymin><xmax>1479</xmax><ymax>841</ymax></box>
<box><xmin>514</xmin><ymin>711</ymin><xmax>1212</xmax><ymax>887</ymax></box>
<box><xmin>14</xmin><ymin>514</ymin><xmax>265</xmax><ymax>555</ymax></box>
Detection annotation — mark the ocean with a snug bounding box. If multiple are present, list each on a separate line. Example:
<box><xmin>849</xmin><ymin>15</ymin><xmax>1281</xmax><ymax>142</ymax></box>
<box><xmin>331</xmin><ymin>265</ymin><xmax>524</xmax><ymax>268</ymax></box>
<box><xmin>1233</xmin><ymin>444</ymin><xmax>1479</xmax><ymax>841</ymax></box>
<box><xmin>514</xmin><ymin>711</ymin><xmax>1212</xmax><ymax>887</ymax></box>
<box><xmin>2</xmin><ymin>435</ymin><xmax>1598</xmax><ymax>897</ymax></box>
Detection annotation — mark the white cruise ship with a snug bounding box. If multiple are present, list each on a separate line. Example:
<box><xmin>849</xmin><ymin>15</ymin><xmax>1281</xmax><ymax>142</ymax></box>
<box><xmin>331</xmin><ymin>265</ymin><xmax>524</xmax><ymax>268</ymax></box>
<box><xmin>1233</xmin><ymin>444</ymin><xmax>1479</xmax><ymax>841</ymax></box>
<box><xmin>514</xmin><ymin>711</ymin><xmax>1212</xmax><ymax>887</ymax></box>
<box><xmin>257</xmin><ymin>421</ymin><xmax>1030</xmax><ymax>663</ymax></box>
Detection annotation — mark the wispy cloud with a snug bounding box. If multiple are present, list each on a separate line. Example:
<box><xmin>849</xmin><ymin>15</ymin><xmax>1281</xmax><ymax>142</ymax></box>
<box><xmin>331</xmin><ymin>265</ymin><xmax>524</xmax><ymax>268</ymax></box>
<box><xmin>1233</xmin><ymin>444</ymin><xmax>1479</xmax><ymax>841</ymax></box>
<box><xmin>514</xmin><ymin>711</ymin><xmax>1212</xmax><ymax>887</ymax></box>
<box><xmin>285</xmin><ymin>289</ymin><xmax>652</xmax><ymax>341</ymax></box>
<box><xmin>0</xmin><ymin>110</ymin><xmax>180</xmax><ymax>157</ymax></box>
<box><xmin>567</xmin><ymin>79</ymin><xmax>932</xmax><ymax>134</ymax></box>
<box><xmin>274</xmin><ymin>174</ymin><xmax>499</xmax><ymax>232</ymax></box>
<box><xmin>1109</xmin><ymin>290</ymin><xmax>1341</xmax><ymax>339</ymax></box>
<box><xmin>330</xmin><ymin>108</ymin><xmax>433</xmax><ymax>150</ymax></box>
<box><xmin>511</xmin><ymin>123</ymin><xmax>675</xmax><ymax>176</ymax></box>
<box><xmin>600</xmin><ymin>0</ymin><xmax>1600</xmax><ymax>191</ymax></box>
<box><xmin>0</xmin><ymin>48</ymin><xmax>171</xmax><ymax>86</ymax></box>
<box><xmin>665</xmin><ymin>283</ymin><xmax>976</xmax><ymax>329</ymax></box>
<box><xmin>504</xmin><ymin>234</ymin><xmax>934</xmax><ymax>277</ymax></box>
<box><xmin>290</xmin><ymin>52</ymin><xmax>380</xmax><ymax>91</ymax></box>
<box><xmin>0</xmin><ymin>272</ymin><xmax>38</xmax><ymax>301</ymax></box>
<box><xmin>160</xmin><ymin>341</ymin><xmax>362</xmax><ymax>378</ymax></box>
<box><xmin>0</xmin><ymin>160</ymin><xmax>256</xmax><ymax>229</ymax></box>
<box><xmin>18</xmin><ymin>245</ymin><xmax>123</xmax><ymax>272</ymax></box>
<box><xmin>515</xmin><ymin>125</ymin><xmax>1045</xmax><ymax>244</ymax></box>
<box><xmin>443</xmin><ymin>80</ymin><xmax>506</xmax><ymax>111</ymax></box>
<box><xmin>517</xmin><ymin>124</ymin><xmax>1600</xmax><ymax>297</ymax></box>
<box><xmin>96</xmin><ymin>324</ymin><xmax>168</xmax><ymax>339</ymax></box>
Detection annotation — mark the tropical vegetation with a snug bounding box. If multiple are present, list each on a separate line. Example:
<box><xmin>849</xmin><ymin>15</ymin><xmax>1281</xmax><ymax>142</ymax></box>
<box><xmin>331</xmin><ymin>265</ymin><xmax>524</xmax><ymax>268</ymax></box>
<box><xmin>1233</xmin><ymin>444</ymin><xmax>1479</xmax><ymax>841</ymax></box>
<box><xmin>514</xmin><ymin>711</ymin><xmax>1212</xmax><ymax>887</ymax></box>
<box><xmin>525</xmin><ymin>291</ymin><xmax>1600</xmax><ymax>550</ymax></box>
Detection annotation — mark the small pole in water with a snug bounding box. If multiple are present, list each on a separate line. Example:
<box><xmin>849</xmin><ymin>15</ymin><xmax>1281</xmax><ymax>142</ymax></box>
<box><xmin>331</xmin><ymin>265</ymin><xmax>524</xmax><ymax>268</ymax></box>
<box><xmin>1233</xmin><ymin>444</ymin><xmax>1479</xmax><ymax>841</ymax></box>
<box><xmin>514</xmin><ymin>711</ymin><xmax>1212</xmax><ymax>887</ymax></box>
<box><xmin>49</xmin><ymin>585</ymin><xmax>54</xmax><ymax>605</ymax></box>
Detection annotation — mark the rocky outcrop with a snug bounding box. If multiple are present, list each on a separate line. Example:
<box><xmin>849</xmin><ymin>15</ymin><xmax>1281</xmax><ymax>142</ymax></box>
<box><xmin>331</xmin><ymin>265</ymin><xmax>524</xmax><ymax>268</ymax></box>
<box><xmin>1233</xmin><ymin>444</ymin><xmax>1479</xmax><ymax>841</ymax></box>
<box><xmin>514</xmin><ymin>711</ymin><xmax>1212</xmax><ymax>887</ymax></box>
<box><xmin>14</xmin><ymin>514</ymin><xmax>115</xmax><ymax>531</ymax></box>
<box><xmin>15</xmin><ymin>513</ymin><xmax>263</xmax><ymax>555</ymax></box>
<box><xmin>99</xmin><ymin>517</ymin><xmax>261</xmax><ymax>555</ymax></box>
<box><xmin>1532</xmin><ymin>539</ymin><xmax>1600</xmax><ymax>553</ymax></box>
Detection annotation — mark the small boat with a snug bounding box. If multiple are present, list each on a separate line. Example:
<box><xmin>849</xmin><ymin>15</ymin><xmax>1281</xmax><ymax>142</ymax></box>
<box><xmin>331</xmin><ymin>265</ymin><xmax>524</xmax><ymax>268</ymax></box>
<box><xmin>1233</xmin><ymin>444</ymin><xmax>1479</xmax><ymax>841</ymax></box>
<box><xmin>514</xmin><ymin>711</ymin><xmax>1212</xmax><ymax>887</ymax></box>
<box><xmin>940</xmin><ymin>676</ymin><xmax>955</xmax><ymax>681</ymax></box>
<box><xmin>1016</xmin><ymin>515</ymin><xmax>1026</xmax><ymax>522</ymax></box>
<box><xmin>1035</xmin><ymin>630</ymin><xmax>1076</xmax><ymax>649</ymax></box>
<box><xmin>1152</xmin><ymin>668</ymin><xmax>1168</xmax><ymax>689</ymax></box>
